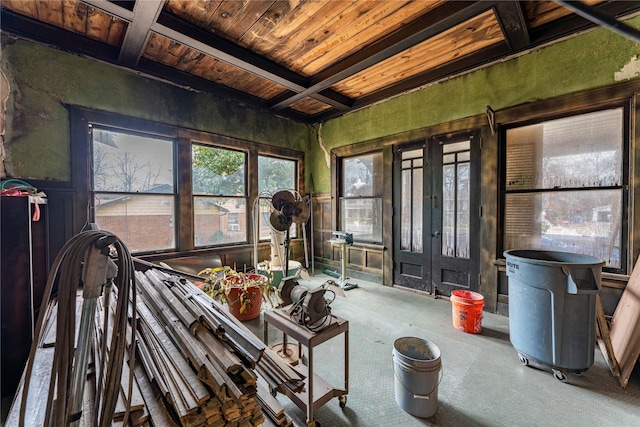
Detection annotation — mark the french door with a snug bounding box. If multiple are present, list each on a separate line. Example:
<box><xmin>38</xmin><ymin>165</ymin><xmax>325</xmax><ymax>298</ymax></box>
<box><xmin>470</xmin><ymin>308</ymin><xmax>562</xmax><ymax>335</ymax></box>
<box><xmin>393</xmin><ymin>132</ymin><xmax>480</xmax><ymax>296</ymax></box>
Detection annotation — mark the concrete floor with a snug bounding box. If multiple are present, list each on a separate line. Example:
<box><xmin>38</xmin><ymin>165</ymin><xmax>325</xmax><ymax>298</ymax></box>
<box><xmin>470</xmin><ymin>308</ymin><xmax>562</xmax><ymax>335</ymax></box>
<box><xmin>3</xmin><ymin>273</ymin><xmax>638</xmax><ymax>426</ymax></box>
<box><xmin>244</xmin><ymin>273</ymin><xmax>640</xmax><ymax>427</ymax></box>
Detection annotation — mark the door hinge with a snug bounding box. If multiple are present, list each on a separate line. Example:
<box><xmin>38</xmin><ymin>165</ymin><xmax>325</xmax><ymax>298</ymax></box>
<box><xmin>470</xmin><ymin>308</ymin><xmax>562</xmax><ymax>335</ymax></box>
<box><xmin>478</xmin><ymin>273</ymin><xmax>482</xmax><ymax>285</ymax></box>
<box><xmin>479</xmin><ymin>205</ymin><xmax>483</xmax><ymax>217</ymax></box>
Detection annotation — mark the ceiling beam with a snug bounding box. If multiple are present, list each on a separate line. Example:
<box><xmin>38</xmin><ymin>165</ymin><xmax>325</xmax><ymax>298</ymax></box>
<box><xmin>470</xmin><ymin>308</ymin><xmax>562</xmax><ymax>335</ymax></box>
<box><xmin>269</xmin><ymin>1</ymin><xmax>493</xmax><ymax>111</ymax></box>
<box><xmin>315</xmin><ymin>1</ymin><xmax>640</xmax><ymax>123</ymax></box>
<box><xmin>117</xmin><ymin>0</ymin><xmax>164</xmax><ymax>65</ymax></box>
<box><xmin>81</xmin><ymin>0</ymin><xmax>351</xmax><ymax>110</ymax></box>
<box><xmin>0</xmin><ymin>8</ymin><xmax>119</xmax><ymax>61</ymax></box>
<box><xmin>0</xmin><ymin>8</ymin><xmax>307</xmax><ymax>122</ymax></box>
<box><xmin>493</xmin><ymin>1</ymin><xmax>530</xmax><ymax>50</ymax></box>
<box><xmin>153</xmin><ymin>10</ymin><xmax>352</xmax><ymax>110</ymax></box>
<box><xmin>554</xmin><ymin>0</ymin><xmax>640</xmax><ymax>44</ymax></box>
<box><xmin>531</xmin><ymin>1</ymin><xmax>640</xmax><ymax>45</ymax></box>
<box><xmin>353</xmin><ymin>43</ymin><xmax>511</xmax><ymax>109</ymax></box>
<box><xmin>135</xmin><ymin>58</ymin><xmax>311</xmax><ymax>123</ymax></box>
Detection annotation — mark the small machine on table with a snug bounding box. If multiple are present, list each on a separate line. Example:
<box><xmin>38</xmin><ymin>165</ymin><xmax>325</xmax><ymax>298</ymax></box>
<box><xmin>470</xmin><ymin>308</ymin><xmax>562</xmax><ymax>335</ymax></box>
<box><xmin>264</xmin><ymin>306</ymin><xmax>348</xmax><ymax>427</ymax></box>
<box><xmin>326</xmin><ymin>231</ymin><xmax>358</xmax><ymax>291</ymax></box>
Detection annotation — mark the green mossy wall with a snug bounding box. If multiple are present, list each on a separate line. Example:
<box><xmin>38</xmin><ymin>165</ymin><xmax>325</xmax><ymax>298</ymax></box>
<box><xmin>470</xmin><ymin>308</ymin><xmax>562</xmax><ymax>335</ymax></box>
<box><xmin>2</xmin><ymin>17</ymin><xmax>640</xmax><ymax>189</ymax></box>
<box><xmin>310</xmin><ymin>17</ymin><xmax>640</xmax><ymax>192</ymax></box>
<box><xmin>0</xmin><ymin>36</ymin><xmax>312</xmax><ymax>181</ymax></box>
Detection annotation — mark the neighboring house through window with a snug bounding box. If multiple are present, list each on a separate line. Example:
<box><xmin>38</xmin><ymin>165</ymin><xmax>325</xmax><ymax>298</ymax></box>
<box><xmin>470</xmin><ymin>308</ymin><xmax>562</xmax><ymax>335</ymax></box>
<box><xmin>80</xmin><ymin>108</ymin><xmax>309</xmax><ymax>255</ymax></box>
<box><xmin>92</xmin><ymin>127</ymin><xmax>176</xmax><ymax>252</ymax></box>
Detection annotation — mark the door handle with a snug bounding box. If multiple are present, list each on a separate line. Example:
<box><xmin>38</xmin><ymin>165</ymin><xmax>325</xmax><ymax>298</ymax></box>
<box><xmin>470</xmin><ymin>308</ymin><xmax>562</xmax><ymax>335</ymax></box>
<box><xmin>432</xmin><ymin>231</ymin><xmax>440</xmax><ymax>238</ymax></box>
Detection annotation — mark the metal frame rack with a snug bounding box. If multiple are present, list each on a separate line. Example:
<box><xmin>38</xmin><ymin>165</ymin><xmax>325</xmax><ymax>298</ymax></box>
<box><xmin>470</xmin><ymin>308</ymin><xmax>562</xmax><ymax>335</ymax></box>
<box><xmin>263</xmin><ymin>308</ymin><xmax>349</xmax><ymax>427</ymax></box>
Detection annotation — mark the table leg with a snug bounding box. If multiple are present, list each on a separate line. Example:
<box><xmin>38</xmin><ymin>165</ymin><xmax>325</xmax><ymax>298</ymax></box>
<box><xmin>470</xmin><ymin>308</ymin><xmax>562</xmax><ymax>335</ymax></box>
<box><xmin>345</xmin><ymin>329</ymin><xmax>349</xmax><ymax>393</ymax></box>
<box><xmin>263</xmin><ymin>319</ymin><xmax>269</xmax><ymax>345</ymax></box>
<box><xmin>307</xmin><ymin>345</ymin><xmax>314</xmax><ymax>424</ymax></box>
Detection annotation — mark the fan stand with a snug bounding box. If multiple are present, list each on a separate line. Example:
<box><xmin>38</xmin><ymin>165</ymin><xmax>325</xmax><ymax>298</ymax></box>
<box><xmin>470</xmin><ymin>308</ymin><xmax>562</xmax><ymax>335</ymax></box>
<box><xmin>270</xmin><ymin>340</ymin><xmax>301</xmax><ymax>366</ymax></box>
<box><xmin>272</xmin><ymin>226</ymin><xmax>302</xmax><ymax>366</ymax></box>
<box><xmin>336</xmin><ymin>242</ymin><xmax>358</xmax><ymax>291</ymax></box>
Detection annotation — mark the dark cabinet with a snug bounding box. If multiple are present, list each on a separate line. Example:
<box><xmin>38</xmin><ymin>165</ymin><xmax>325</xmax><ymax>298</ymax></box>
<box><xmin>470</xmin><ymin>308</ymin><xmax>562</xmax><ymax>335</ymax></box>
<box><xmin>1</xmin><ymin>195</ymin><xmax>48</xmax><ymax>398</ymax></box>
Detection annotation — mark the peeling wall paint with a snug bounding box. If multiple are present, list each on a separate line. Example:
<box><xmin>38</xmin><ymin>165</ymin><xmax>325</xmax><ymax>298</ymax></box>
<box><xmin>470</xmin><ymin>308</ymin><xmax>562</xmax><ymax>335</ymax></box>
<box><xmin>0</xmin><ymin>69</ymin><xmax>9</xmax><ymax>178</ymax></box>
<box><xmin>3</xmin><ymin>15</ymin><xmax>640</xmax><ymax>190</ymax></box>
<box><xmin>615</xmin><ymin>55</ymin><xmax>640</xmax><ymax>81</ymax></box>
<box><xmin>315</xmin><ymin>123</ymin><xmax>331</xmax><ymax>170</ymax></box>
<box><xmin>0</xmin><ymin>36</ymin><xmax>312</xmax><ymax>181</ymax></box>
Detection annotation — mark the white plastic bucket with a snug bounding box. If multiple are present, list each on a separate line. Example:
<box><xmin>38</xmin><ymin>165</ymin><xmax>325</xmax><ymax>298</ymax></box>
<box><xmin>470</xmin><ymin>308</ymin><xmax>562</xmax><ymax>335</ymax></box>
<box><xmin>392</xmin><ymin>337</ymin><xmax>442</xmax><ymax>418</ymax></box>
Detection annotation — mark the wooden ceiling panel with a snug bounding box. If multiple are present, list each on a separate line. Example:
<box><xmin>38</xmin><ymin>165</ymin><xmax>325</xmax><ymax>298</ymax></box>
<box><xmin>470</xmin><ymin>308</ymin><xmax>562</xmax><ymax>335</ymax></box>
<box><xmin>289</xmin><ymin>97</ymin><xmax>333</xmax><ymax>116</ymax></box>
<box><xmin>86</xmin><ymin>6</ymin><xmax>114</xmax><ymax>44</ymax></box>
<box><xmin>2</xmin><ymin>0</ymin><xmax>126</xmax><ymax>46</ymax></box>
<box><xmin>143</xmin><ymin>32</ymin><xmax>287</xmax><ymax>100</ymax></box>
<box><xmin>238</xmin><ymin>0</ymin><xmax>331</xmax><ymax>56</ymax></box>
<box><xmin>164</xmin><ymin>1</ymin><xmax>447</xmax><ymax>77</ymax></box>
<box><xmin>35</xmin><ymin>0</ymin><xmax>63</xmax><ymax>27</ymax></box>
<box><xmin>209</xmin><ymin>0</ymin><xmax>274</xmax><ymax>39</ymax></box>
<box><xmin>525</xmin><ymin>0</ymin><xmax>604</xmax><ymax>29</ymax></box>
<box><xmin>61</xmin><ymin>0</ymin><xmax>90</xmax><ymax>35</ymax></box>
<box><xmin>165</xmin><ymin>0</ymin><xmax>270</xmax><ymax>42</ymax></box>
<box><xmin>106</xmin><ymin>15</ymin><xmax>127</xmax><ymax>47</ymax></box>
<box><xmin>292</xmin><ymin>0</ymin><xmax>448</xmax><ymax>76</ymax></box>
<box><xmin>164</xmin><ymin>0</ymin><xmax>223</xmax><ymax>29</ymax></box>
<box><xmin>3</xmin><ymin>0</ymin><xmax>38</xmax><ymax>19</ymax></box>
<box><xmin>332</xmin><ymin>9</ymin><xmax>504</xmax><ymax>98</ymax></box>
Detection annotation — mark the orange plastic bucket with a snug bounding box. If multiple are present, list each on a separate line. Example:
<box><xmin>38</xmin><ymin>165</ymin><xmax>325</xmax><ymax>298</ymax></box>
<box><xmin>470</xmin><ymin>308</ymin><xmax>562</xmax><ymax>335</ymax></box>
<box><xmin>450</xmin><ymin>290</ymin><xmax>484</xmax><ymax>334</ymax></box>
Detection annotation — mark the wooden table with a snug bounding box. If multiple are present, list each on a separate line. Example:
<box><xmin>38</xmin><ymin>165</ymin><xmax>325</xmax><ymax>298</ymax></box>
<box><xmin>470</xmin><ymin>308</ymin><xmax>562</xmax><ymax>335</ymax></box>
<box><xmin>263</xmin><ymin>308</ymin><xmax>349</xmax><ymax>427</ymax></box>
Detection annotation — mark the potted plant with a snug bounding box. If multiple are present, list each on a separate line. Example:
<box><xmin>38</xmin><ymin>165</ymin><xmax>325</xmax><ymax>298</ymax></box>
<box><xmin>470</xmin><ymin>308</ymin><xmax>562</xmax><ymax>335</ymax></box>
<box><xmin>198</xmin><ymin>267</ymin><xmax>277</xmax><ymax>321</ymax></box>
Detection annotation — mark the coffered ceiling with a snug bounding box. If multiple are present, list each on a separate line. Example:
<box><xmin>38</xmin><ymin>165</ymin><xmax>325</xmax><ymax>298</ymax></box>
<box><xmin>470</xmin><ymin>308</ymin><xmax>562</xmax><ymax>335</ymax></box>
<box><xmin>2</xmin><ymin>1</ymin><xmax>639</xmax><ymax>123</ymax></box>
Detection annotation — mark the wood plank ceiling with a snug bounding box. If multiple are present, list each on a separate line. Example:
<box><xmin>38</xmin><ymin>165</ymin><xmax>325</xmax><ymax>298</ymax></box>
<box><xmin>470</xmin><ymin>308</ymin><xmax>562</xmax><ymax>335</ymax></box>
<box><xmin>2</xmin><ymin>0</ymin><xmax>639</xmax><ymax>124</ymax></box>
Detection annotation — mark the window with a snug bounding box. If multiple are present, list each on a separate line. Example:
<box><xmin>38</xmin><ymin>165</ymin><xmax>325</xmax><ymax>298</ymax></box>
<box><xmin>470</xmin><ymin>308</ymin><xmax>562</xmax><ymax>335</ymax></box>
<box><xmin>78</xmin><ymin>108</ymin><xmax>304</xmax><ymax>255</ymax></box>
<box><xmin>340</xmin><ymin>152</ymin><xmax>383</xmax><ymax>243</ymax></box>
<box><xmin>91</xmin><ymin>127</ymin><xmax>176</xmax><ymax>252</ymax></box>
<box><xmin>503</xmin><ymin>108</ymin><xmax>627</xmax><ymax>270</ymax></box>
<box><xmin>257</xmin><ymin>155</ymin><xmax>298</xmax><ymax>240</ymax></box>
<box><xmin>442</xmin><ymin>140</ymin><xmax>471</xmax><ymax>258</ymax></box>
<box><xmin>192</xmin><ymin>144</ymin><xmax>247</xmax><ymax>247</ymax></box>
<box><xmin>400</xmin><ymin>148</ymin><xmax>423</xmax><ymax>252</ymax></box>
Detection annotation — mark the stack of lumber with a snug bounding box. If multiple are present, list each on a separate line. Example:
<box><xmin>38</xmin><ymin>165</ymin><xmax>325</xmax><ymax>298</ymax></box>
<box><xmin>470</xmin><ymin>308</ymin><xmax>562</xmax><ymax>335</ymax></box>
<box><xmin>8</xmin><ymin>267</ymin><xmax>304</xmax><ymax>426</ymax></box>
<box><xmin>132</xmin><ymin>268</ymin><xmax>306</xmax><ymax>426</ymax></box>
<box><xmin>134</xmin><ymin>269</ymin><xmax>263</xmax><ymax>426</ymax></box>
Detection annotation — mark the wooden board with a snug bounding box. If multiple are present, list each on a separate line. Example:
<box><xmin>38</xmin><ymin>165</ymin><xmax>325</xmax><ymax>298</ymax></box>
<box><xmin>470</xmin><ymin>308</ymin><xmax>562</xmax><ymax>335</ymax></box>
<box><xmin>609</xmin><ymin>256</ymin><xmax>640</xmax><ymax>387</ymax></box>
<box><xmin>596</xmin><ymin>294</ymin><xmax>620</xmax><ymax>377</ymax></box>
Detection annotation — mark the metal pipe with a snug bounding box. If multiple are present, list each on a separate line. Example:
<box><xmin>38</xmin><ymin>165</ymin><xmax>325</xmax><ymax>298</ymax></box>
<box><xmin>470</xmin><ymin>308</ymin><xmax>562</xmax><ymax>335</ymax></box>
<box><xmin>302</xmin><ymin>225</ymin><xmax>309</xmax><ymax>269</ymax></box>
<box><xmin>309</xmin><ymin>189</ymin><xmax>315</xmax><ymax>276</ymax></box>
<box><xmin>68</xmin><ymin>297</ymin><xmax>98</xmax><ymax>426</ymax></box>
<box><xmin>340</xmin><ymin>245</ymin><xmax>348</xmax><ymax>283</ymax></box>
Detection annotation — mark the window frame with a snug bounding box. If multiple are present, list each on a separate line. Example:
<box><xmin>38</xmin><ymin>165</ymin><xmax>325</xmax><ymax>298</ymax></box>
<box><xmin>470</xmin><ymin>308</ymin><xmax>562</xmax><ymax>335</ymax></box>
<box><xmin>192</xmin><ymin>143</ymin><xmax>249</xmax><ymax>248</ymax></box>
<box><xmin>257</xmin><ymin>154</ymin><xmax>300</xmax><ymax>241</ymax></box>
<box><xmin>338</xmin><ymin>150</ymin><xmax>384</xmax><ymax>244</ymax></box>
<box><xmin>72</xmin><ymin>108</ymin><xmax>304</xmax><ymax>256</ymax></box>
<box><xmin>499</xmin><ymin>102</ymin><xmax>631</xmax><ymax>274</ymax></box>
<box><xmin>91</xmin><ymin>125</ymin><xmax>178</xmax><ymax>253</ymax></box>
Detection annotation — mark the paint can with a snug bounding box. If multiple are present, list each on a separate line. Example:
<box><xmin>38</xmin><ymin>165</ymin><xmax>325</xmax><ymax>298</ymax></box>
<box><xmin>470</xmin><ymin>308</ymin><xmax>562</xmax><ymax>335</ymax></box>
<box><xmin>392</xmin><ymin>337</ymin><xmax>441</xmax><ymax>418</ymax></box>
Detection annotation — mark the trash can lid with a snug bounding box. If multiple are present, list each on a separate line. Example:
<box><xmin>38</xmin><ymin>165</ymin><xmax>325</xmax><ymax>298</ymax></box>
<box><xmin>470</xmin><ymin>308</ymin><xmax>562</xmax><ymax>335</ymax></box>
<box><xmin>504</xmin><ymin>249</ymin><xmax>604</xmax><ymax>267</ymax></box>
